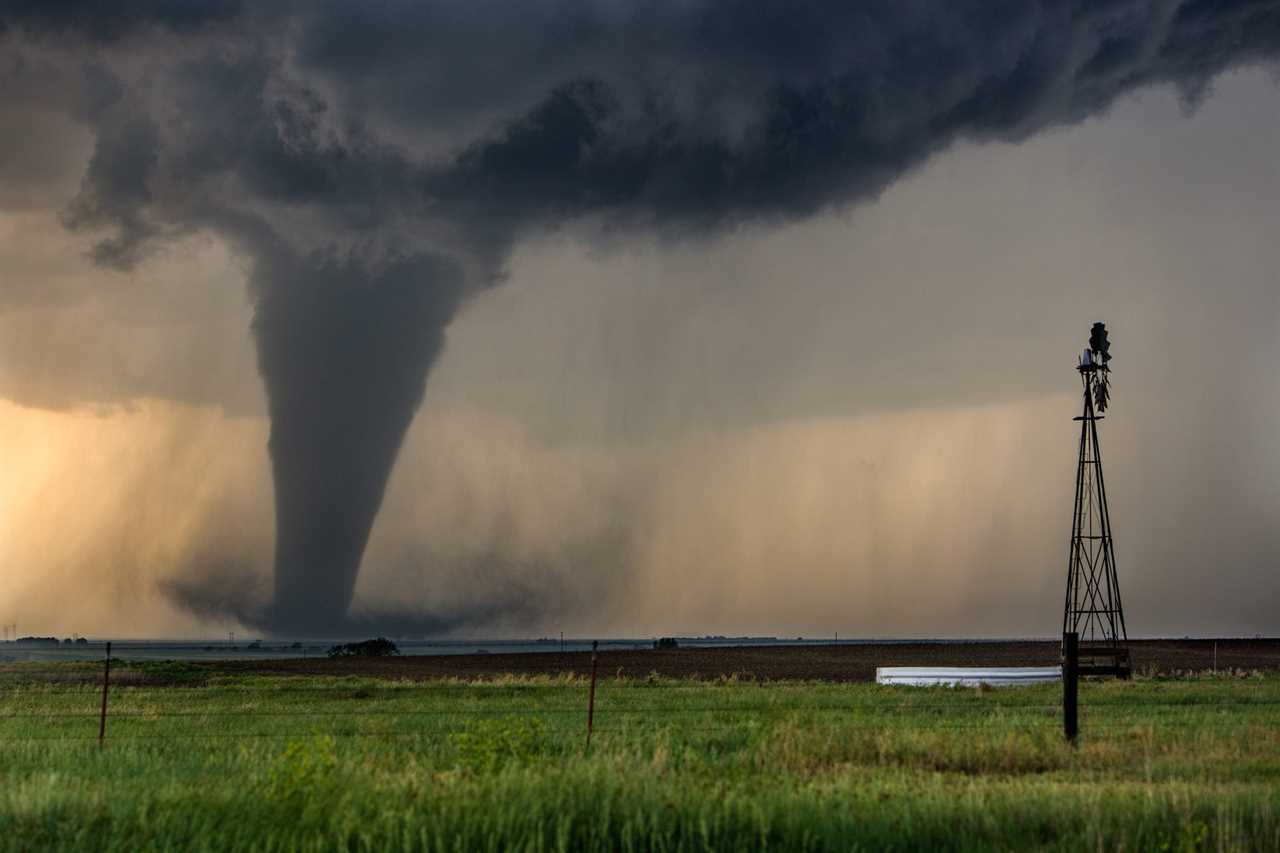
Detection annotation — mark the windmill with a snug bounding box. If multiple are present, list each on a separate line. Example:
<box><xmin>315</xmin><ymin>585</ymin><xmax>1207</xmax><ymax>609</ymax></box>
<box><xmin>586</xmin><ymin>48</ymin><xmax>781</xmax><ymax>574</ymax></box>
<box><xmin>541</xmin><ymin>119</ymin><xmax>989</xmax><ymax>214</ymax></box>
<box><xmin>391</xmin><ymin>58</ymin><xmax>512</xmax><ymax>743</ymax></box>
<box><xmin>1063</xmin><ymin>322</ymin><xmax>1130</xmax><ymax>677</ymax></box>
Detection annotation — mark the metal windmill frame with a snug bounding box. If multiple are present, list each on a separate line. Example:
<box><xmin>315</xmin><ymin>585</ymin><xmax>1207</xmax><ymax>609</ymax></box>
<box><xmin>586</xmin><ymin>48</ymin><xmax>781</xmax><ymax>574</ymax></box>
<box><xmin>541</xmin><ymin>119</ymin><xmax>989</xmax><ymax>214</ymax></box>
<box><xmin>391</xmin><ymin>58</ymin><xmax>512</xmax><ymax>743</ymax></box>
<box><xmin>1063</xmin><ymin>325</ymin><xmax>1129</xmax><ymax>675</ymax></box>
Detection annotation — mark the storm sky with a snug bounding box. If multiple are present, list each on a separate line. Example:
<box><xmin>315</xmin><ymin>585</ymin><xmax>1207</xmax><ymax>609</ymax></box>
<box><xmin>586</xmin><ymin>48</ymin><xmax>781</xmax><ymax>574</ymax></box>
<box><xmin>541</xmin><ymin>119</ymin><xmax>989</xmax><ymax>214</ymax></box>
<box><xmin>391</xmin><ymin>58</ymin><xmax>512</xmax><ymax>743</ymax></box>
<box><xmin>1</xmin><ymin>1</ymin><xmax>1278</xmax><ymax>638</ymax></box>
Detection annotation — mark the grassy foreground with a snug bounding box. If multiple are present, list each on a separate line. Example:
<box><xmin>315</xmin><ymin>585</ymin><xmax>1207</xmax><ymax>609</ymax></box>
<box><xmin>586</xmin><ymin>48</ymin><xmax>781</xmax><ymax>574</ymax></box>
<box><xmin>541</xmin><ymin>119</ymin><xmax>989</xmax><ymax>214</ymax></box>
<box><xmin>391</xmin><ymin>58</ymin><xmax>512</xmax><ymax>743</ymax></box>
<box><xmin>1</xmin><ymin>664</ymin><xmax>1278</xmax><ymax>851</ymax></box>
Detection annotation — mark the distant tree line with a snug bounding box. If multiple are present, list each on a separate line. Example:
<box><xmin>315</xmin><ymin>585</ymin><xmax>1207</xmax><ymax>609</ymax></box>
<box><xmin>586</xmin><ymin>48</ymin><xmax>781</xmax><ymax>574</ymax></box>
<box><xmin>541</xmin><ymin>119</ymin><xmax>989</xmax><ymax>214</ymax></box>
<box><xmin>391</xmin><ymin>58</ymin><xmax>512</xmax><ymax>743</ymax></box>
<box><xmin>327</xmin><ymin>638</ymin><xmax>400</xmax><ymax>658</ymax></box>
<box><xmin>8</xmin><ymin>637</ymin><xmax>89</xmax><ymax>646</ymax></box>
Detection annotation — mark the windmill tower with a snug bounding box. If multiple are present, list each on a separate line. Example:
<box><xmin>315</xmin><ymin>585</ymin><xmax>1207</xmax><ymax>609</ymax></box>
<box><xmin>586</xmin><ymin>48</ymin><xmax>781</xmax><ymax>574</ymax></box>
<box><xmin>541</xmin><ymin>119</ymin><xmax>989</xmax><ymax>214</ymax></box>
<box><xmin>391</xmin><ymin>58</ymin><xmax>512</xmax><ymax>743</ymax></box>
<box><xmin>1063</xmin><ymin>322</ymin><xmax>1130</xmax><ymax>677</ymax></box>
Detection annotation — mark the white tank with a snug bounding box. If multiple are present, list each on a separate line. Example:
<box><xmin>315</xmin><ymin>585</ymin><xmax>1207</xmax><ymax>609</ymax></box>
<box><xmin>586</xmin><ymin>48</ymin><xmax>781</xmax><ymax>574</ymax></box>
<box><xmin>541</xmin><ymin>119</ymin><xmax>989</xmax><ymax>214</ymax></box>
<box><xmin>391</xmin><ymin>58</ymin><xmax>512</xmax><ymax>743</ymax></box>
<box><xmin>875</xmin><ymin>666</ymin><xmax>1062</xmax><ymax>687</ymax></box>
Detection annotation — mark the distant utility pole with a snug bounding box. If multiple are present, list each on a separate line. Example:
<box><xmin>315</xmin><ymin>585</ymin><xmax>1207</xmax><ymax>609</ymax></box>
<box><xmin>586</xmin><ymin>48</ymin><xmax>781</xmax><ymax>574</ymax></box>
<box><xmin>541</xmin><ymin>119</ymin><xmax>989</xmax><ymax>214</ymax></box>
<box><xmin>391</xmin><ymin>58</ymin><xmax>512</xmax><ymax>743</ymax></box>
<box><xmin>1063</xmin><ymin>322</ymin><xmax>1130</xmax><ymax>678</ymax></box>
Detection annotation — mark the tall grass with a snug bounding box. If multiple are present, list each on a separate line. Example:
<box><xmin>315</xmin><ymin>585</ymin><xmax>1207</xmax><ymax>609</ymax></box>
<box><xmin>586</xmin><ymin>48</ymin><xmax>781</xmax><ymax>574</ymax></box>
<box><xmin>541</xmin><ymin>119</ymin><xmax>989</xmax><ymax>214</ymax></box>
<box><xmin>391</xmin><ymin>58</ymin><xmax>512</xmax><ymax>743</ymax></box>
<box><xmin>1</xmin><ymin>669</ymin><xmax>1277</xmax><ymax>850</ymax></box>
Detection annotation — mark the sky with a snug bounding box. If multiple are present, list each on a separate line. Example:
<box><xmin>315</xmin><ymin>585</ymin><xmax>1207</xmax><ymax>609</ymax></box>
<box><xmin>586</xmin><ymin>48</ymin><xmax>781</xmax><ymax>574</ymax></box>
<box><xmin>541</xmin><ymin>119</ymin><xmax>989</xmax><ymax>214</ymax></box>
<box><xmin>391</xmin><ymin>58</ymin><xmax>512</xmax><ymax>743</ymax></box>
<box><xmin>0</xmin><ymin>1</ymin><xmax>1278</xmax><ymax>639</ymax></box>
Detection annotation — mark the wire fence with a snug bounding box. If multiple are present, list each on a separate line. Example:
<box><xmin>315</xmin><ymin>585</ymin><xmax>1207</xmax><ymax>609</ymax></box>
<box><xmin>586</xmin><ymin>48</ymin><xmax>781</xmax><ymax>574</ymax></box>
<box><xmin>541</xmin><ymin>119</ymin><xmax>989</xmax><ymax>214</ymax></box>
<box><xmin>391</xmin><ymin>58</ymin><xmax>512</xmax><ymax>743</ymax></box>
<box><xmin>1</xmin><ymin>702</ymin><xmax>1273</xmax><ymax>745</ymax></box>
<box><xmin>3</xmin><ymin>647</ymin><xmax>1277</xmax><ymax>747</ymax></box>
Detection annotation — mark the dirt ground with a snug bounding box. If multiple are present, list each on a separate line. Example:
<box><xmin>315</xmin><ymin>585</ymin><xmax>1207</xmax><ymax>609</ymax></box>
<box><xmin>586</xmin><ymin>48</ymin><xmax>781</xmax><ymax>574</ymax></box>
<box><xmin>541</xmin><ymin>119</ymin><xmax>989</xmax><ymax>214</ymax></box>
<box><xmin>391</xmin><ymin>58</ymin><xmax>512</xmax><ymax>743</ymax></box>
<box><xmin>215</xmin><ymin>639</ymin><xmax>1280</xmax><ymax>683</ymax></box>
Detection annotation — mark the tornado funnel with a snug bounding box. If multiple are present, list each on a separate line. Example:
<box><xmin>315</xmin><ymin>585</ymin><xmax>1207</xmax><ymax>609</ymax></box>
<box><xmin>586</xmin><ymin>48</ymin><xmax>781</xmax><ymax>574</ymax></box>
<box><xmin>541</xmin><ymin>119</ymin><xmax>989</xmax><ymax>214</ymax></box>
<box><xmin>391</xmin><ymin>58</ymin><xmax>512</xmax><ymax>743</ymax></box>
<box><xmin>251</xmin><ymin>251</ymin><xmax>466</xmax><ymax>635</ymax></box>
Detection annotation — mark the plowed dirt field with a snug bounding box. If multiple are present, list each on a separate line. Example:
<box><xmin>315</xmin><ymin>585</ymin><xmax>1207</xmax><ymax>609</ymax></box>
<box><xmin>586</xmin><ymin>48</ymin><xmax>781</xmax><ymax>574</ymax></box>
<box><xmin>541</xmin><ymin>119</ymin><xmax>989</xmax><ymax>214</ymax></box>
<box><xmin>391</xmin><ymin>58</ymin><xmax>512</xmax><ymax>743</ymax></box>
<box><xmin>216</xmin><ymin>638</ymin><xmax>1279</xmax><ymax>682</ymax></box>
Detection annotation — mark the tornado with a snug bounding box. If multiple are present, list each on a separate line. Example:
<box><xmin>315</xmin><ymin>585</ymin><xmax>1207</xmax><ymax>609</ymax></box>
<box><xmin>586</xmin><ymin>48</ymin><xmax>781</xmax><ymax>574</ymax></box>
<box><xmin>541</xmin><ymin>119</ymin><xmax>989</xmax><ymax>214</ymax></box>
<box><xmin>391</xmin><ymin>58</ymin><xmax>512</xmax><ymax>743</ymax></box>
<box><xmin>251</xmin><ymin>252</ymin><xmax>467</xmax><ymax>635</ymax></box>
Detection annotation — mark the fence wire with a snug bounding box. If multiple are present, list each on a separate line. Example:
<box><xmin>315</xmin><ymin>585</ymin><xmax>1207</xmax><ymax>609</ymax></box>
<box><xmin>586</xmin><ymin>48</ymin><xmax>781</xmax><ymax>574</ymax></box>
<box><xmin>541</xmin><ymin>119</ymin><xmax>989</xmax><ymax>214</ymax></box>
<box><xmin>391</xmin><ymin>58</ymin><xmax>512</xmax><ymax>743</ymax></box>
<box><xmin>2</xmin><ymin>662</ymin><xmax>1277</xmax><ymax>746</ymax></box>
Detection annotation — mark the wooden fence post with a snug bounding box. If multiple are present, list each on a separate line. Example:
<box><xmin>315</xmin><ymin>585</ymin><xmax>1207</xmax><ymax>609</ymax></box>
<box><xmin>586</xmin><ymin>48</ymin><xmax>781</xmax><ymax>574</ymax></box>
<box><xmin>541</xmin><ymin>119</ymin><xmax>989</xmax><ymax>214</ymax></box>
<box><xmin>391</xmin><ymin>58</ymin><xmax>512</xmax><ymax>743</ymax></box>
<box><xmin>99</xmin><ymin>641</ymin><xmax>112</xmax><ymax>747</ymax></box>
<box><xmin>586</xmin><ymin>640</ymin><xmax>599</xmax><ymax>752</ymax></box>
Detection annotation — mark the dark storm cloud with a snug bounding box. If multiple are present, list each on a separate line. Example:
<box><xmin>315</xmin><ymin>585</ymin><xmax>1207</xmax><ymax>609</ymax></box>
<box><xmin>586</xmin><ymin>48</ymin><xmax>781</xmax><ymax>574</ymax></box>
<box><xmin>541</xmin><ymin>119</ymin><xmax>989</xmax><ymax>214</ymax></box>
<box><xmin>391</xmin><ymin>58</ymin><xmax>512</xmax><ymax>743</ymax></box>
<box><xmin>63</xmin><ymin>116</ymin><xmax>162</xmax><ymax>268</ymax></box>
<box><xmin>1</xmin><ymin>0</ymin><xmax>1278</xmax><ymax>635</ymax></box>
<box><xmin>427</xmin><ymin>0</ymin><xmax>1278</xmax><ymax>234</ymax></box>
<box><xmin>0</xmin><ymin>0</ymin><xmax>247</xmax><ymax>43</ymax></box>
<box><xmin>18</xmin><ymin>1</ymin><xmax>1279</xmax><ymax>238</ymax></box>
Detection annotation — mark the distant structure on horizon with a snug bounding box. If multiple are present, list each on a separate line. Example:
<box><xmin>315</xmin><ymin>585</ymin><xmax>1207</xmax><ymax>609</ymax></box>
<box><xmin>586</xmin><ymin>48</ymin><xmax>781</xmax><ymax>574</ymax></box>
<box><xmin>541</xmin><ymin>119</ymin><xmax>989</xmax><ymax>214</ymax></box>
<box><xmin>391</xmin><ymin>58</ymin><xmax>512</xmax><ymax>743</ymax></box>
<box><xmin>1063</xmin><ymin>322</ymin><xmax>1130</xmax><ymax>677</ymax></box>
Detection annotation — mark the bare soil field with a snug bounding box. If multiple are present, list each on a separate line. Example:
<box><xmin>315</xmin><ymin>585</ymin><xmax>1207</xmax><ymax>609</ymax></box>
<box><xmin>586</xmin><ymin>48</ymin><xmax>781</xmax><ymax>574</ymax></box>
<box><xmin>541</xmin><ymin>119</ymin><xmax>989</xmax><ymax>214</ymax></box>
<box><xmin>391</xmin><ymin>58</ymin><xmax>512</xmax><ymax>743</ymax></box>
<box><xmin>213</xmin><ymin>639</ymin><xmax>1280</xmax><ymax>683</ymax></box>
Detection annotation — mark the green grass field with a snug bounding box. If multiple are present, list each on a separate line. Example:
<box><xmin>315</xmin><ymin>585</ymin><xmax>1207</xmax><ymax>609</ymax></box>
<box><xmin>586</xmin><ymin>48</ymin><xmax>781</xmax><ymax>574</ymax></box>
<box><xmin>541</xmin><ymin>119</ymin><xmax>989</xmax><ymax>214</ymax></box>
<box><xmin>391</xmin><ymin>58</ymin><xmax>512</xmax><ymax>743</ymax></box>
<box><xmin>1</xmin><ymin>664</ymin><xmax>1277</xmax><ymax>851</ymax></box>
